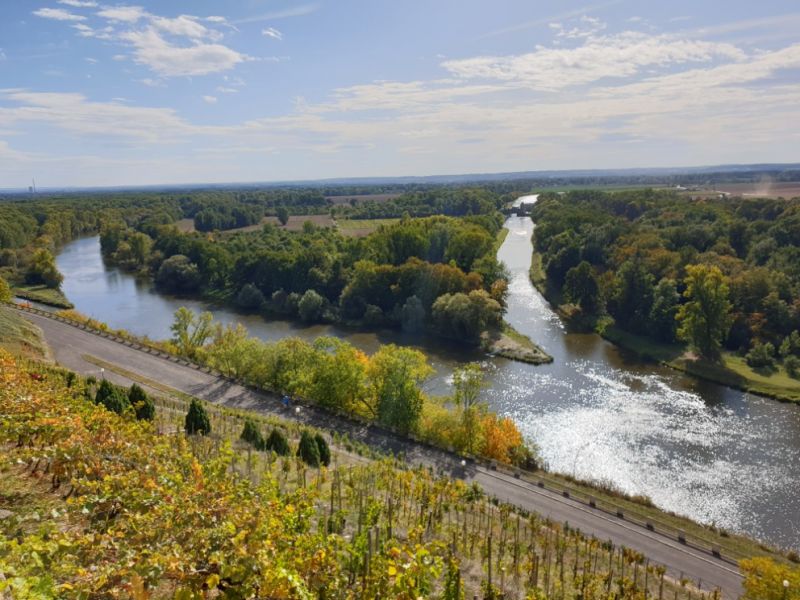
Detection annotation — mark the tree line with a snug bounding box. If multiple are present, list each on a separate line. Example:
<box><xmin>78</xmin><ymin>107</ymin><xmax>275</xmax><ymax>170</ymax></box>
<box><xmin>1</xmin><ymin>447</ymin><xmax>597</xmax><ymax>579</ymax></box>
<box><xmin>531</xmin><ymin>190</ymin><xmax>800</xmax><ymax>373</ymax></box>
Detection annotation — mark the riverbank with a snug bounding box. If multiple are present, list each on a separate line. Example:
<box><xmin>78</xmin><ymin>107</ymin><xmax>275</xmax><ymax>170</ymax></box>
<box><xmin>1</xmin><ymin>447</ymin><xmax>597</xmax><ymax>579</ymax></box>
<box><xmin>483</xmin><ymin>322</ymin><xmax>553</xmax><ymax>364</ymax></box>
<box><xmin>529</xmin><ymin>250</ymin><xmax>800</xmax><ymax>404</ymax></box>
<box><xmin>12</xmin><ymin>284</ymin><xmax>73</xmax><ymax>309</ymax></box>
<box><xmin>0</xmin><ymin>305</ymin><xmax>50</xmax><ymax>360</ymax></box>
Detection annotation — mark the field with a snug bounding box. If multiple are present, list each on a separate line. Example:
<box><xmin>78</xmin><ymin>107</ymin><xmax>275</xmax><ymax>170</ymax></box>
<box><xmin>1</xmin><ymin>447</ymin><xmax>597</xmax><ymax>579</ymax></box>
<box><xmin>325</xmin><ymin>193</ymin><xmax>402</xmax><ymax>205</ymax></box>
<box><xmin>716</xmin><ymin>181</ymin><xmax>800</xmax><ymax>199</ymax></box>
<box><xmin>336</xmin><ymin>217</ymin><xmax>400</xmax><ymax>237</ymax></box>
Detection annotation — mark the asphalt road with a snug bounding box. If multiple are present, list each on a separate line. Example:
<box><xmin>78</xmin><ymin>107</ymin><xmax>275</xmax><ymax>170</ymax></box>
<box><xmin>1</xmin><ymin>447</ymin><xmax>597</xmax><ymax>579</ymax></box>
<box><xmin>19</xmin><ymin>309</ymin><xmax>744</xmax><ymax>598</ymax></box>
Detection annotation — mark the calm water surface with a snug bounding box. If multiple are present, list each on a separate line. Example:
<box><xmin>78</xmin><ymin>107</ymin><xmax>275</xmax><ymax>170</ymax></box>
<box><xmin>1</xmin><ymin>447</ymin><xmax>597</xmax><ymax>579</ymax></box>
<box><xmin>56</xmin><ymin>199</ymin><xmax>800</xmax><ymax>550</ymax></box>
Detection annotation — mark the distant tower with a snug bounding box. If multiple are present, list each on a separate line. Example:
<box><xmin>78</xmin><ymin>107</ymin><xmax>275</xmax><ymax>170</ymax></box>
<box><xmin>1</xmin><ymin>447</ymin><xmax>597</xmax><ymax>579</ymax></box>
<box><xmin>31</xmin><ymin>178</ymin><xmax>37</xmax><ymax>194</ymax></box>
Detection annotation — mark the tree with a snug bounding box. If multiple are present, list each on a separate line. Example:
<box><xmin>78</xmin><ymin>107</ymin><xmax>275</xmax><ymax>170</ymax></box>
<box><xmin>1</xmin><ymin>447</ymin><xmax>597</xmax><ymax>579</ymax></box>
<box><xmin>563</xmin><ymin>261</ymin><xmax>599</xmax><ymax>312</ymax></box>
<box><xmin>27</xmin><ymin>248</ymin><xmax>63</xmax><ymax>289</ymax></box>
<box><xmin>400</xmin><ymin>295</ymin><xmax>426</xmax><ymax>333</ymax></box>
<box><xmin>746</xmin><ymin>342</ymin><xmax>776</xmax><ymax>370</ymax></box>
<box><xmin>240</xmin><ymin>419</ymin><xmax>265</xmax><ymax>449</ymax></box>
<box><xmin>156</xmin><ymin>255</ymin><xmax>201</xmax><ymax>293</ymax></box>
<box><xmin>129</xmin><ymin>384</ymin><xmax>155</xmax><ymax>421</ymax></box>
<box><xmin>740</xmin><ymin>557</ymin><xmax>800</xmax><ymax>600</ymax></box>
<box><xmin>649</xmin><ymin>278</ymin><xmax>680</xmax><ymax>342</ymax></box>
<box><xmin>368</xmin><ymin>344</ymin><xmax>433</xmax><ymax>435</ymax></box>
<box><xmin>94</xmin><ymin>379</ymin><xmax>130</xmax><ymax>416</ymax></box>
<box><xmin>453</xmin><ymin>363</ymin><xmax>486</xmax><ymax>455</ymax></box>
<box><xmin>610</xmin><ymin>260</ymin><xmax>654</xmax><ymax>333</ymax></box>
<box><xmin>298</xmin><ymin>289</ymin><xmax>324</xmax><ymax>322</ymax></box>
<box><xmin>0</xmin><ymin>276</ymin><xmax>11</xmax><ymax>303</ymax></box>
<box><xmin>314</xmin><ymin>433</ymin><xmax>331</xmax><ymax>466</ymax></box>
<box><xmin>276</xmin><ymin>206</ymin><xmax>290</xmax><ymax>226</ymax></box>
<box><xmin>265</xmin><ymin>428</ymin><xmax>290</xmax><ymax>455</ymax></box>
<box><xmin>236</xmin><ymin>283</ymin><xmax>265</xmax><ymax>310</ymax></box>
<box><xmin>676</xmin><ymin>265</ymin><xmax>733</xmax><ymax>359</ymax></box>
<box><xmin>784</xmin><ymin>355</ymin><xmax>800</xmax><ymax>379</ymax></box>
<box><xmin>297</xmin><ymin>430</ymin><xmax>321</xmax><ymax>467</ymax></box>
<box><xmin>185</xmin><ymin>399</ymin><xmax>211</xmax><ymax>435</ymax></box>
<box><xmin>307</xmin><ymin>337</ymin><xmax>370</xmax><ymax>416</ymax></box>
<box><xmin>170</xmin><ymin>308</ymin><xmax>214</xmax><ymax>358</ymax></box>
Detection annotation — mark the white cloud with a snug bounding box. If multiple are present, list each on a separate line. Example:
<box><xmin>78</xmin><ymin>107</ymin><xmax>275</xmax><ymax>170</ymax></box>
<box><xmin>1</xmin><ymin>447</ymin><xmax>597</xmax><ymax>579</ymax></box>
<box><xmin>203</xmin><ymin>95</ymin><xmax>218</xmax><ymax>104</ymax></box>
<box><xmin>216</xmin><ymin>86</ymin><xmax>238</xmax><ymax>93</ymax></box>
<box><xmin>58</xmin><ymin>0</ymin><xmax>98</xmax><ymax>7</ymax></box>
<box><xmin>85</xmin><ymin>57</ymin><xmax>98</xmax><ymax>64</ymax></box>
<box><xmin>112</xmin><ymin>54</ymin><xmax>126</xmax><ymax>61</ymax></box>
<box><xmin>96</xmin><ymin>5</ymin><xmax>147</xmax><ymax>23</ymax></box>
<box><xmin>234</xmin><ymin>4</ymin><xmax>318</xmax><ymax>24</ymax></box>
<box><xmin>33</xmin><ymin>7</ymin><xmax>86</xmax><ymax>21</ymax></box>
<box><xmin>137</xmin><ymin>78</ymin><xmax>163</xmax><ymax>87</ymax></box>
<box><xmin>151</xmin><ymin>15</ymin><xmax>219</xmax><ymax>41</ymax></box>
<box><xmin>121</xmin><ymin>28</ymin><xmax>247</xmax><ymax>77</ymax></box>
<box><xmin>0</xmin><ymin>49</ymin><xmax>6</xmax><ymax>61</ymax></box>
<box><xmin>442</xmin><ymin>32</ymin><xmax>746</xmax><ymax>91</ymax></box>
<box><xmin>262</xmin><ymin>27</ymin><xmax>283</xmax><ymax>40</ymax></box>
<box><xmin>549</xmin><ymin>16</ymin><xmax>607</xmax><ymax>39</ymax></box>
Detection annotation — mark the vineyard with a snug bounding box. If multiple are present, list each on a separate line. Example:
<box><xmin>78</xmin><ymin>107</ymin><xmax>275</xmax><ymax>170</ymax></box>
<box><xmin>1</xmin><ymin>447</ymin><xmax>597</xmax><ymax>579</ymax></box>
<box><xmin>0</xmin><ymin>349</ymin><xmax>793</xmax><ymax>599</ymax></box>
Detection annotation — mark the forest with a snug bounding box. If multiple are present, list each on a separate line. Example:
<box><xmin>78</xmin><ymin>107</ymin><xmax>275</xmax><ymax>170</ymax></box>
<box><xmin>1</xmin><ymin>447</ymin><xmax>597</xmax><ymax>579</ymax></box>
<box><xmin>4</xmin><ymin>348</ymin><xmax>792</xmax><ymax>599</ymax></box>
<box><xmin>530</xmin><ymin>190</ymin><xmax>800</xmax><ymax>385</ymax></box>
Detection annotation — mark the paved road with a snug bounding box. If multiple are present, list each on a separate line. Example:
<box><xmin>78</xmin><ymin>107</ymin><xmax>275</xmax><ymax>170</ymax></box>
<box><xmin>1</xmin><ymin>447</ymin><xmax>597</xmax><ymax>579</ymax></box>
<box><xmin>19</xmin><ymin>309</ymin><xmax>744</xmax><ymax>598</ymax></box>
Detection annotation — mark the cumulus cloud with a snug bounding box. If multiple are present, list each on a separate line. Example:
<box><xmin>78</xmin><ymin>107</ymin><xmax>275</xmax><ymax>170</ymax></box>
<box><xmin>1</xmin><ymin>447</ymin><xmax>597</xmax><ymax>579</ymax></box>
<box><xmin>203</xmin><ymin>95</ymin><xmax>218</xmax><ymax>104</ymax></box>
<box><xmin>33</xmin><ymin>7</ymin><xmax>86</xmax><ymax>21</ymax></box>
<box><xmin>262</xmin><ymin>27</ymin><xmax>283</xmax><ymax>40</ymax></box>
<box><xmin>442</xmin><ymin>32</ymin><xmax>746</xmax><ymax>90</ymax></box>
<box><xmin>151</xmin><ymin>14</ymin><xmax>219</xmax><ymax>40</ymax></box>
<box><xmin>121</xmin><ymin>28</ymin><xmax>246</xmax><ymax>77</ymax></box>
<box><xmin>96</xmin><ymin>6</ymin><xmax>147</xmax><ymax>23</ymax></box>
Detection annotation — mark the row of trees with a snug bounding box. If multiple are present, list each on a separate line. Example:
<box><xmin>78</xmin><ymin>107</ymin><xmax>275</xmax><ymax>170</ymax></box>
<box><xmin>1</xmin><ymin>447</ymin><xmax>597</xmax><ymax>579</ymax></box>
<box><xmin>102</xmin><ymin>210</ymin><xmax>510</xmax><ymax>345</ymax></box>
<box><xmin>168</xmin><ymin>308</ymin><xmax>534</xmax><ymax>465</ymax></box>
<box><xmin>533</xmin><ymin>191</ymin><xmax>800</xmax><ymax>365</ymax></box>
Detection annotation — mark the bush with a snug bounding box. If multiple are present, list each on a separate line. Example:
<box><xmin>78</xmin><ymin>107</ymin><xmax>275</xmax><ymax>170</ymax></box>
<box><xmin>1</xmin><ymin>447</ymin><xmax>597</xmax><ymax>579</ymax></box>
<box><xmin>264</xmin><ymin>429</ymin><xmax>290</xmax><ymax>456</ymax></box>
<box><xmin>94</xmin><ymin>379</ymin><xmax>130</xmax><ymax>415</ymax></box>
<box><xmin>298</xmin><ymin>289</ymin><xmax>325</xmax><ymax>322</ymax></box>
<box><xmin>240</xmin><ymin>419</ymin><xmax>265</xmax><ymax>449</ymax></box>
<box><xmin>236</xmin><ymin>283</ymin><xmax>265</xmax><ymax>310</ymax></box>
<box><xmin>784</xmin><ymin>356</ymin><xmax>800</xmax><ymax>379</ymax></box>
<box><xmin>129</xmin><ymin>383</ymin><xmax>155</xmax><ymax>421</ymax></box>
<box><xmin>315</xmin><ymin>433</ymin><xmax>331</xmax><ymax>466</ymax></box>
<box><xmin>297</xmin><ymin>430</ymin><xmax>321</xmax><ymax>467</ymax></box>
<box><xmin>746</xmin><ymin>342</ymin><xmax>776</xmax><ymax>369</ymax></box>
<box><xmin>0</xmin><ymin>276</ymin><xmax>11</xmax><ymax>303</ymax></box>
<box><xmin>184</xmin><ymin>399</ymin><xmax>211</xmax><ymax>436</ymax></box>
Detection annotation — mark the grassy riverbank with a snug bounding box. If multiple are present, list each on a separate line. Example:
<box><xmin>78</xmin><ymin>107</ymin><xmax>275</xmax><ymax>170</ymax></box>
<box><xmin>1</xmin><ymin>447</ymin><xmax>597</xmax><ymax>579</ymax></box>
<box><xmin>13</xmin><ymin>284</ymin><xmax>74</xmax><ymax>309</ymax></box>
<box><xmin>530</xmin><ymin>250</ymin><xmax>800</xmax><ymax>403</ymax></box>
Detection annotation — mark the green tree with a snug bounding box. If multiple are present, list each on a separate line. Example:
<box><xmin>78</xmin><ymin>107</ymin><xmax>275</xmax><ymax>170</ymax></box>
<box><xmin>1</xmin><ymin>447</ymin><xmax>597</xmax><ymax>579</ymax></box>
<box><xmin>369</xmin><ymin>345</ymin><xmax>433</xmax><ymax>435</ymax></box>
<box><xmin>27</xmin><ymin>248</ymin><xmax>63</xmax><ymax>289</ymax></box>
<box><xmin>264</xmin><ymin>428</ymin><xmax>291</xmax><ymax>456</ymax></box>
<box><xmin>156</xmin><ymin>255</ymin><xmax>201</xmax><ymax>293</ymax></box>
<box><xmin>128</xmin><ymin>384</ymin><xmax>155</xmax><ymax>421</ymax></box>
<box><xmin>563</xmin><ymin>261</ymin><xmax>600</xmax><ymax>312</ymax></box>
<box><xmin>453</xmin><ymin>363</ymin><xmax>486</xmax><ymax>455</ymax></box>
<box><xmin>676</xmin><ymin>264</ymin><xmax>733</xmax><ymax>359</ymax></box>
<box><xmin>0</xmin><ymin>276</ymin><xmax>11</xmax><ymax>303</ymax></box>
<box><xmin>649</xmin><ymin>278</ymin><xmax>680</xmax><ymax>342</ymax></box>
<box><xmin>784</xmin><ymin>355</ymin><xmax>800</xmax><ymax>379</ymax></box>
<box><xmin>94</xmin><ymin>379</ymin><xmax>130</xmax><ymax>416</ymax></box>
<box><xmin>314</xmin><ymin>433</ymin><xmax>331</xmax><ymax>466</ymax></box>
<box><xmin>400</xmin><ymin>295</ymin><xmax>426</xmax><ymax>333</ymax></box>
<box><xmin>276</xmin><ymin>206</ymin><xmax>290</xmax><ymax>226</ymax></box>
<box><xmin>240</xmin><ymin>419</ymin><xmax>265</xmax><ymax>449</ymax></box>
<box><xmin>184</xmin><ymin>399</ymin><xmax>211</xmax><ymax>436</ymax></box>
<box><xmin>307</xmin><ymin>337</ymin><xmax>370</xmax><ymax>416</ymax></box>
<box><xmin>170</xmin><ymin>308</ymin><xmax>214</xmax><ymax>358</ymax></box>
<box><xmin>236</xmin><ymin>283</ymin><xmax>265</xmax><ymax>310</ymax></box>
<box><xmin>610</xmin><ymin>260</ymin><xmax>654</xmax><ymax>333</ymax></box>
<box><xmin>297</xmin><ymin>430</ymin><xmax>321</xmax><ymax>467</ymax></box>
<box><xmin>298</xmin><ymin>289</ymin><xmax>325</xmax><ymax>322</ymax></box>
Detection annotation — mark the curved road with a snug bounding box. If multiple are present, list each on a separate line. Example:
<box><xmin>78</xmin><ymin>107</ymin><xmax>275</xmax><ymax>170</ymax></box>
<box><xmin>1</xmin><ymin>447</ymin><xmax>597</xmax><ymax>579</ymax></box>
<box><xmin>18</xmin><ymin>308</ymin><xmax>744</xmax><ymax>598</ymax></box>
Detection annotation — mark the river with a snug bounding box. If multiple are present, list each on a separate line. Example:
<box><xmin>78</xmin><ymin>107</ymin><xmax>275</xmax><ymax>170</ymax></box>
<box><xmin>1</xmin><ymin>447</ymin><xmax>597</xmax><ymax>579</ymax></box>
<box><xmin>55</xmin><ymin>199</ymin><xmax>800</xmax><ymax>550</ymax></box>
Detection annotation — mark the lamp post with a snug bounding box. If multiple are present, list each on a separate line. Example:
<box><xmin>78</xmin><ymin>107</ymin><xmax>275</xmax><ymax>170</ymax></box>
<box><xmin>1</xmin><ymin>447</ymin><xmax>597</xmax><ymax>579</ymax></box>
<box><xmin>783</xmin><ymin>579</ymin><xmax>789</xmax><ymax>600</ymax></box>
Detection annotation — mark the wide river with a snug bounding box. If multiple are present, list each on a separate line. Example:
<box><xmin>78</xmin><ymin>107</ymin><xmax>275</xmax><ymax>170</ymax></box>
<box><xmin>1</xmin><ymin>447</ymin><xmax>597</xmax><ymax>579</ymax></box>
<box><xmin>55</xmin><ymin>197</ymin><xmax>800</xmax><ymax>550</ymax></box>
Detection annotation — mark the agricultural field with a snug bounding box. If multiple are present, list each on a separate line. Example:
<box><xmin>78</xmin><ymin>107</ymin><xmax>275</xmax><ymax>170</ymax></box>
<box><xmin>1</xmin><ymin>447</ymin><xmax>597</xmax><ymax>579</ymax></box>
<box><xmin>336</xmin><ymin>217</ymin><xmax>401</xmax><ymax>237</ymax></box>
<box><xmin>325</xmin><ymin>193</ymin><xmax>402</xmax><ymax>205</ymax></box>
<box><xmin>1</xmin><ymin>349</ymin><xmax>763</xmax><ymax>599</ymax></box>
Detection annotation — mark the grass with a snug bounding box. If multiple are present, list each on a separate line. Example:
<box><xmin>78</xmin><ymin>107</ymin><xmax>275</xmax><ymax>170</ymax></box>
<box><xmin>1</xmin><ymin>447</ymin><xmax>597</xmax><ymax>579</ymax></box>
<box><xmin>336</xmin><ymin>218</ymin><xmax>400</xmax><ymax>237</ymax></box>
<box><xmin>12</xmin><ymin>284</ymin><xmax>73</xmax><ymax>309</ymax></box>
<box><xmin>484</xmin><ymin>321</ymin><xmax>553</xmax><ymax>365</ymax></box>
<box><xmin>0</xmin><ymin>306</ymin><xmax>50</xmax><ymax>360</ymax></box>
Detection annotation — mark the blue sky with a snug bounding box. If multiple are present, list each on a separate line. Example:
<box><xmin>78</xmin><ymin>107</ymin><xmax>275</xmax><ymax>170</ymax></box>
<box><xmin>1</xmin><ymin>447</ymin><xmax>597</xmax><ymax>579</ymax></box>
<box><xmin>1</xmin><ymin>0</ymin><xmax>799</xmax><ymax>187</ymax></box>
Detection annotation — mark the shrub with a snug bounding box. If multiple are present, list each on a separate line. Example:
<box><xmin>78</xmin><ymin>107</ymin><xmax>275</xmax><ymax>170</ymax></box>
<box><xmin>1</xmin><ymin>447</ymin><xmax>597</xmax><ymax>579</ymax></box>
<box><xmin>184</xmin><ymin>399</ymin><xmax>211</xmax><ymax>436</ymax></box>
<box><xmin>298</xmin><ymin>289</ymin><xmax>325</xmax><ymax>322</ymax></box>
<box><xmin>746</xmin><ymin>342</ymin><xmax>776</xmax><ymax>369</ymax></box>
<box><xmin>314</xmin><ymin>433</ymin><xmax>331</xmax><ymax>466</ymax></box>
<box><xmin>785</xmin><ymin>356</ymin><xmax>800</xmax><ymax>379</ymax></box>
<box><xmin>129</xmin><ymin>383</ymin><xmax>155</xmax><ymax>421</ymax></box>
<box><xmin>240</xmin><ymin>419</ymin><xmax>265</xmax><ymax>449</ymax></box>
<box><xmin>297</xmin><ymin>430</ymin><xmax>321</xmax><ymax>467</ymax></box>
<box><xmin>94</xmin><ymin>379</ymin><xmax>130</xmax><ymax>416</ymax></box>
<box><xmin>236</xmin><ymin>283</ymin><xmax>265</xmax><ymax>310</ymax></box>
<box><xmin>0</xmin><ymin>276</ymin><xmax>11</xmax><ymax>303</ymax></box>
<box><xmin>264</xmin><ymin>429</ymin><xmax>290</xmax><ymax>456</ymax></box>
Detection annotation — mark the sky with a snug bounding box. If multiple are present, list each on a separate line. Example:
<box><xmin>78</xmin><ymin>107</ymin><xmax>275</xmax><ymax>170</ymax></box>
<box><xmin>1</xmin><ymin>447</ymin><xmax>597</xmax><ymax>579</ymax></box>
<box><xmin>0</xmin><ymin>0</ymin><xmax>799</xmax><ymax>188</ymax></box>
